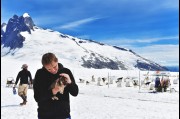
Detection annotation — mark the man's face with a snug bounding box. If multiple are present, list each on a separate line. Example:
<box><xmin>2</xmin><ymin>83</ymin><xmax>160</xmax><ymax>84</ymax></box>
<box><xmin>44</xmin><ymin>61</ymin><xmax>59</xmax><ymax>74</ymax></box>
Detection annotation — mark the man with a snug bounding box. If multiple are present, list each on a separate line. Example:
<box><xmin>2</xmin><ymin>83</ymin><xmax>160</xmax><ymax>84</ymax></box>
<box><xmin>33</xmin><ymin>52</ymin><xmax>79</xmax><ymax>119</ymax></box>
<box><xmin>14</xmin><ymin>64</ymin><xmax>33</xmax><ymax>105</ymax></box>
<box><xmin>155</xmin><ymin>76</ymin><xmax>161</xmax><ymax>92</ymax></box>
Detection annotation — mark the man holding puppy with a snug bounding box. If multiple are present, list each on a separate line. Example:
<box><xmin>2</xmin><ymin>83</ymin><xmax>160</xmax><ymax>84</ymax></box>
<box><xmin>33</xmin><ymin>52</ymin><xmax>79</xmax><ymax>119</ymax></box>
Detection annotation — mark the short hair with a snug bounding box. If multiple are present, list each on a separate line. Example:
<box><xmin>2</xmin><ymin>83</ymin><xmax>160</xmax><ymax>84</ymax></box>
<box><xmin>41</xmin><ymin>53</ymin><xmax>58</xmax><ymax>66</ymax></box>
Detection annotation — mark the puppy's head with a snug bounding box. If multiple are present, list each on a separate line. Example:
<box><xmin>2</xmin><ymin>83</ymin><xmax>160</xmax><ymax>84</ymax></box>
<box><xmin>57</xmin><ymin>76</ymin><xmax>67</xmax><ymax>86</ymax></box>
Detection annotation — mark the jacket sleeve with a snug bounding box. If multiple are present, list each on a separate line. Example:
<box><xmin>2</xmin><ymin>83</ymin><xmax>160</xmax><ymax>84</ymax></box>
<box><xmin>28</xmin><ymin>71</ymin><xmax>33</xmax><ymax>84</ymax></box>
<box><xmin>65</xmin><ymin>68</ymin><xmax>79</xmax><ymax>96</ymax></box>
<box><xmin>33</xmin><ymin>70</ymin><xmax>54</xmax><ymax>103</ymax></box>
<box><xmin>15</xmin><ymin>72</ymin><xmax>21</xmax><ymax>85</ymax></box>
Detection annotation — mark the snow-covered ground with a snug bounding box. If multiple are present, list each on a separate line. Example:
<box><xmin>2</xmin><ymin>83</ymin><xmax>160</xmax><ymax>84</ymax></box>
<box><xmin>1</xmin><ymin>57</ymin><xmax>179</xmax><ymax>119</ymax></box>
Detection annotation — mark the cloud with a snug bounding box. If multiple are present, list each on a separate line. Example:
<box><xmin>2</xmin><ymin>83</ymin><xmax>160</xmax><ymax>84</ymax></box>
<box><xmin>134</xmin><ymin>44</ymin><xmax>179</xmax><ymax>66</ymax></box>
<box><xmin>127</xmin><ymin>36</ymin><xmax>179</xmax><ymax>44</ymax></box>
<box><xmin>161</xmin><ymin>0</ymin><xmax>179</xmax><ymax>9</ymax></box>
<box><xmin>99</xmin><ymin>36</ymin><xmax>179</xmax><ymax>45</ymax></box>
<box><xmin>55</xmin><ymin>17</ymin><xmax>101</xmax><ymax>30</ymax></box>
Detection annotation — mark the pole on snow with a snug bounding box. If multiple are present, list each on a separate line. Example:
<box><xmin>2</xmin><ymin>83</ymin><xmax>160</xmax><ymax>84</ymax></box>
<box><xmin>138</xmin><ymin>70</ymin><xmax>141</xmax><ymax>92</ymax></box>
<box><xmin>108</xmin><ymin>72</ymin><xmax>109</xmax><ymax>88</ymax></box>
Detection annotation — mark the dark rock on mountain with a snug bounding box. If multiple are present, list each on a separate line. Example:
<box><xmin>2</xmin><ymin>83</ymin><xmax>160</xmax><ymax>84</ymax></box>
<box><xmin>1</xmin><ymin>13</ymin><xmax>35</xmax><ymax>49</ymax></box>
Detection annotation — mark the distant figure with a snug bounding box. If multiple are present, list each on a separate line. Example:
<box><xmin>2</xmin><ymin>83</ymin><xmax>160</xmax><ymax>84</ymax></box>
<box><xmin>155</xmin><ymin>76</ymin><xmax>170</xmax><ymax>92</ymax></box>
<box><xmin>160</xmin><ymin>78</ymin><xmax>170</xmax><ymax>92</ymax></box>
<box><xmin>13</xmin><ymin>64</ymin><xmax>33</xmax><ymax>105</ymax></box>
<box><xmin>155</xmin><ymin>76</ymin><xmax>160</xmax><ymax>89</ymax></box>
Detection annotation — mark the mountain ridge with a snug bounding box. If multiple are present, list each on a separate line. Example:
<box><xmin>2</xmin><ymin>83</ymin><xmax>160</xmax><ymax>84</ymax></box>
<box><xmin>1</xmin><ymin>13</ymin><xmax>168</xmax><ymax>71</ymax></box>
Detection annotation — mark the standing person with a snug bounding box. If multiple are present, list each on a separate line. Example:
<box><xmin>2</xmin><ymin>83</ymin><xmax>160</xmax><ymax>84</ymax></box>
<box><xmin>155</xmin><ymin>76</ymin><xmax>161</xmax><ymax>91</ymax></box>
<box><xmin>33</xmin><ymin>52</ymin><xmax>79</xmax><ymax>119</ymax></box>
<box><xmin>14</xmin><ymin>64</ymin><xmax>33</xmax><ymax>105</ymax></box>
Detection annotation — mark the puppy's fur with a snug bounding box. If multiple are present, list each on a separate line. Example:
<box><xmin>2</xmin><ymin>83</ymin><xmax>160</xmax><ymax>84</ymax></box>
<box><xmin>49</xmin><ymin>76</ymin><xmax>67</xmax><ymax>100</ymax></box>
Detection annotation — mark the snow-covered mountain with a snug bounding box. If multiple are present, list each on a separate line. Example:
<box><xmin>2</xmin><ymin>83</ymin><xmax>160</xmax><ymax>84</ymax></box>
<box><xmin>1</xmin><ymin>13</ymin><xmax>168</xmax><ymax>71</ymax></box>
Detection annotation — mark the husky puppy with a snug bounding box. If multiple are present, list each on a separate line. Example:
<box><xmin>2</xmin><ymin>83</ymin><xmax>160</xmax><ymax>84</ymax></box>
<box><xmin>49</xmin><ymin>76</ymin><xmax>67</xmax><ymax>100</ymax></box>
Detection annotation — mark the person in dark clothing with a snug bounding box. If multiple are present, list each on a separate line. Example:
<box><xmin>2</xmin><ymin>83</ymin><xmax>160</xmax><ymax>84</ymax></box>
<box><xmin>155</xmin><ymin>76</ymin><xmax>161</xmax><ymax>92</ymax></box>
<box><xmin>14</xmin><ymin>64</ymin><xmax>33</xmax><ymax>105</ymax></box>
<box><xmin>155</xmin><ymin>76</ymin><xmax>160</xmax><ymax>87</ymax></box>
<box><xmin>33</xmin><ymin>52</ymin><xmax>79</xmax><ymax>119</ymax></box>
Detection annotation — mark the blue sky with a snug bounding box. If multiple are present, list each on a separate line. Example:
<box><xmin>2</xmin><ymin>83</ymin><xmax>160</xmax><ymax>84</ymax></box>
<box><xmin>1</xmin><ymin>0</ymin><xmax>179</xmax><ymax>66</ymax></box>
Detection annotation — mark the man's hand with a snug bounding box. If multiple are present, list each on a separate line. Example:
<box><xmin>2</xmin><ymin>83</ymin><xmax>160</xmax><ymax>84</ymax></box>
<box><xmin>30</xmin><ymin>82</ymin><xmax>33</xmax><ymax>87</ymax></box>
<box><xmin>59</xmin><ymin>73</ymin><xmax>72</xmax><ymax>84</ymax></box>
<box><xmin>13</xmin><ymin>84</ymin><xmax>16</xmax><ymax>88</ymax></box>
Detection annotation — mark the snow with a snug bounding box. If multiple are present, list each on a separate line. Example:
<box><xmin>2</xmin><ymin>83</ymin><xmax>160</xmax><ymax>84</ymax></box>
<box><xmin>2</xmin><ymin>25</ymin><xmax>7</xmax><ymax>32</ymax></box>
<box><xmin>1</xmin><ymin>27</ymin><xmax>156</xmax><ymax>70</ymax></box>
<box><xmin>23</xmin><ymin>13</ymin><xmax>30</xmax><ymax>18</ymax></box>
<box><xmin>1</xmin><ymin>57</ymin><xmax>179</xmax><ymax>119</ymax></box>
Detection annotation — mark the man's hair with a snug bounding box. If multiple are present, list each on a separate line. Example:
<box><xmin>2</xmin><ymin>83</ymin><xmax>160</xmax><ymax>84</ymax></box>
<box><xmin>42</xmin><ymin>53</ymin><xmax>58</xmax><ymax>65</ymax></box>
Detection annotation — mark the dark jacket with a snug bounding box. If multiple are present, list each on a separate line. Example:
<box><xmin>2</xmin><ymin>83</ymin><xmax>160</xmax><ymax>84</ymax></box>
<box><xmin>155</xmin><ymin>77</ymin><xmax>160</xmax><ymax>88</ymax></box>
<box><xmin>33</xmin><ymin>63</ymin><xmax>79</xmax><ymax>119</ymax></box>
<box><xmin>15</xmin><ymin>69</ymin><xmax>32</xmax><ymax>85</ymax></box>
